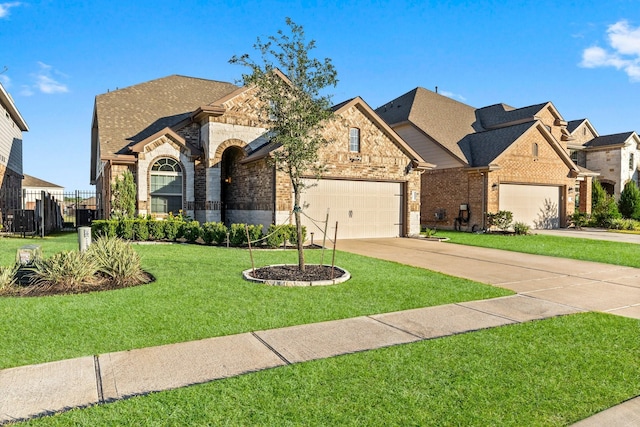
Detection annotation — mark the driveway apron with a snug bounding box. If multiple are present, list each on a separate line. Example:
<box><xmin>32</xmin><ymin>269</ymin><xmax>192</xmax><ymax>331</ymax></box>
<box><xmin>336</xmin><ymin>237</ymin><xmax>640</xmax><ymax>319</ymax></box>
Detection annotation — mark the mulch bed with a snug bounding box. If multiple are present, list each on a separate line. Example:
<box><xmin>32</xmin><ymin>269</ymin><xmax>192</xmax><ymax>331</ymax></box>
<box><xmin>1</xmin><ymin>272</ymin><xmax>155</xmax><ymax>297</ymax></box>
<box><xmin>250</xmin><ymin>264</ymin><xmax>345</xmax><ymax>282</ymax></box>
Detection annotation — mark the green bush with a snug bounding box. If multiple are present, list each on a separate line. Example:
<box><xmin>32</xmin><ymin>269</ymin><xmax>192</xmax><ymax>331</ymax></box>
<box><xmin>91</xmin><ymin>220</ymin><xmax>117</xmax><ymax>238</ymax></box>
<box><xmin>591</xmin><ymin>195</ymin><xmax>621</xmax><ymax>228</ymax></box>
<box><xmin>513</xmin><ymin>222</ymin><xmax>530</xmax><ymax>235</ymax></box>
<box><xmin>265</xmin><ymin>224</ymin><xmax>287</xmax><ymax>248</ymax></box>
<box><xmin>570</xmin><ymin>211</ymin><xmax>589</xmax><ymax>229</ymax></box>
<box><xmin>117</xmin><ymin>220</ymin><xmax>135</xmax><ymax>240</ymax></box>
<box><xmin>132</xmin><ymin>219</ymin><xmax>149</xmax><ymax>241</ymax></box>
<box><xmin>286</xmin><ymin>224</ymin><xmax>307</xmax><ymax>245</ymax></box>
<box><xmin>148</xmin><ymin>219</ymin><xmax>166</xmax><ymax>241</ymax></box>
<box><xmin>164</xmin><ymin>218</ymin><xmax>184</xmax><ymax>241</ymax></box>
<box><xmin>182</xmin><ymin>220</ymin><xmax>202</xmax><ymax>243</ymax></box>
<box><xmin>228</xmin><ymin>223</ymin><xmax>263</xmax><ymax>246</ymax></box>
<box><xmin>32</xmin><ymin>251</ymin><xmax>98</xmax><ymax>288</ymax></box>
<box><xmin>88</xmin><ymin>236</ymin><xmax>149</xmax><ymax>286</ymax></box>
<box><xmin>609</xmin><ymin>218</ymin><xmax>640</xmax><ymax>231</ymax></box>
<box><xmin>486</xmin><ymin>211</ymin><xmax>513</xmax><ymax>232</ymax></box>
<box><xmin>618</xmin><ymin>180</ymin><xmax>640</xmax><ymax>220</ymax></box>
<box><xmin>202</xmin><ymin>222</ymin><xmax>228</xmax><ymax>245</ymax></box>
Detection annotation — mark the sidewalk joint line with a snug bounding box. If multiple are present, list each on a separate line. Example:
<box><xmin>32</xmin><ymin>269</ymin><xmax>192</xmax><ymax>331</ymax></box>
<box><xmin>251</xmin><ymin>332</ymin><xmax>291</xmax><ymax>365</ymax></box>
<box><xmin>93</xmin><ymin>355</ymin><xmax>104</xmax><ymax>404</ymax></box>
<box><xmin>367</xmin><ymin>316</ymin><xmax>423</xmax><ymax>339</ymax></box>
<box><xmin>453</xmin><ymin>303</ymin><xmax>520</xmax><ymax>323</ymax></box>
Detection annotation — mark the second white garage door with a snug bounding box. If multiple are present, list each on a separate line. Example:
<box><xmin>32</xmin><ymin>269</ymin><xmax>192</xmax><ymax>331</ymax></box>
<box><xmin>499</xmin><ymin>184</ymin><xmax>561</xmax><ymax>229</ymax></box>
<box><xmin>300</xmin><ymin>179</ymin><xmax>403</xmax><ymax>239</ymax></box>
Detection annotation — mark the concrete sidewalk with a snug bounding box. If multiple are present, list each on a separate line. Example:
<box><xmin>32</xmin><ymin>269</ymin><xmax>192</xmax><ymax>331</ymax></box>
<box><xmin>1</xmin><ymin>237</ymin><xmax>639</xmax><ymax>424</ymax></box>
<box><xmin>0</xmin><ymin>295</ymin><xmax>580</xmax><ymax>424</ymax></box>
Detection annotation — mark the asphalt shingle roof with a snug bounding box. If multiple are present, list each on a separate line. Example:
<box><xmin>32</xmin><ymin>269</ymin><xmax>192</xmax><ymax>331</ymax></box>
<box><xmin>475</xmin><ymin>102</ymin><xmax>548</xmax><ymax>129</ymax></box>
<box><xmin>94</xmin><ymin>75</ymin><xmax>238</xmax><ymax>157</ymax></box>
<box><xmin>457</xmin><ymin>121</ymin><xmax>537</xmax><ymax>167</ymax></box>
<box><xmin>375</xmin><ymin>88</ymin><xmax>478</xmax><ymax>163</ymax></box>
<box><xmin>585</xmin><ymin>132</ymin><xmax>635</xmax><ymax>148</ymax></box>
<box><xmin>22</xmin><ymin>174</ymin><xmax>63</xmax><ymax>189</ymax></box>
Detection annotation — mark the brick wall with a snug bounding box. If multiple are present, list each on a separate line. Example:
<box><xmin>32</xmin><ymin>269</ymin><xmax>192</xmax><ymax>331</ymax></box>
<box><xmin>421</xmin><ymin>124</ymin><xmax>578</xmax><ymax>229</ymax></box>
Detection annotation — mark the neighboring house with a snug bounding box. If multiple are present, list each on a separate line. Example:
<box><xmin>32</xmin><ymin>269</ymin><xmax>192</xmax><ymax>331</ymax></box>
<box><xmin>376</xmin><ymin>88</ymin><xmax>596</xmax><ymax>230</ymax></box>
<box><xmin>22</xmin><ymin>174</ymin><xmax>64</xmax><ymax>209</ymax></box>
<box><xmin>0</xmin><ymin>82</ymin><xmax>28</xmax><ymax>216</ymax></box>
<box><xmin>567</xmin><ymin>119</ymin><xmax>640</xmax><ymax>198</ymax></box>
<box><xmin>90</xmin><ymin>75</ymin><xmax>429</xmax><ymax>239</ymax></box>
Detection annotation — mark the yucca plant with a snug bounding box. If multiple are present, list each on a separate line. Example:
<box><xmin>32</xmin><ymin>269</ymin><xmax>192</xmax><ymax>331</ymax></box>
<box><xmin>30</xmin><ymin>251</ymin><xmax>99</xmax><ymax>294</ymax></box>
<box><xmin>87</xmin><ymin>236</ymin><xmax>149</xmax><ymax>287</ymax></box>
<box><xmin>0</xmin><ymin>264</ymin><xmax>18</xmax><ymax>291</ymax></box>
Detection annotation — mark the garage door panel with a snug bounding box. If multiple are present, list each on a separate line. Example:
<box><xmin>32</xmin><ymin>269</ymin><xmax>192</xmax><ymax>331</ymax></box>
<box><xmin>301</xmin><ymin>179</ymin><xmax>402</xmax><ymax>239</ymax></box>
<box><xmin>499</xmin><ymin>184</ymin><xmax>560</xmax><ymax>229</ymax></box>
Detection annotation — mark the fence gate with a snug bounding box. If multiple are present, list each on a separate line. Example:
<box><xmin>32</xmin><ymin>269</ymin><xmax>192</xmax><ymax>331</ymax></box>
<box><xmin>1</xmin><ymin>189</ymin><xmax>96</xmax><ymax>236</ymax></box>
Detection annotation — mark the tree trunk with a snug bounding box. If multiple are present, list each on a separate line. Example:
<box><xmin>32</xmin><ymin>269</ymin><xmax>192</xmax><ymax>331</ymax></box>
<box><xmin>294</xmin><ymin>187</ymin><xmax>306</xmax><ymax>272</ymax></box>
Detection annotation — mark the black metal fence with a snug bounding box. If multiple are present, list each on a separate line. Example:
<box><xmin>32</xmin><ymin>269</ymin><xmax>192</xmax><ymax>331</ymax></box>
<box><xmin>1</xmin><ymin>190</ymin><xmax>96</xmax><ymax>237</ymax></box>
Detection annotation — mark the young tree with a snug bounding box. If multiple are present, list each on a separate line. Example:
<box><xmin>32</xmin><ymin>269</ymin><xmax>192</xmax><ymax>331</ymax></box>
<box><xmin>111</xmin><ymin>169</ymin><xmax>136</xmax><ymax>219</ymax></box>
<box><xmin>591</xmin><ymin>179</ymin><xmax>621</xmax><ymax>227</ymax></box>
<box><xmin>230</xmin><ymin>18</ymin><xmax>338</xmax><ymax>271</ymax></box>
<box><xmin>618</xmin><ymin>180</ymin><xmax>640</xmax><ymax>220</ymax></box>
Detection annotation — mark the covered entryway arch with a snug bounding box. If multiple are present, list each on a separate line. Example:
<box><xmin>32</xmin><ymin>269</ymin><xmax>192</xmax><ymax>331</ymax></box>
<box><xmin>220</xmin><ymin>146</ymin><xmax>245</xmax><ymax>225</ymax></box>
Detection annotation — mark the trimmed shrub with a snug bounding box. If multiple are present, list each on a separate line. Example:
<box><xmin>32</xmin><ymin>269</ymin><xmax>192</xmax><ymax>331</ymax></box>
<box><xmin>286</xmin><ymin>224</ymin><xmax>307</xmax><ymax>245</ymax></box>
<box><xmin>265</xmin><ymin>224</ymin><xmax>287</xmax><ymax>248</ymax></box>
<box><xmin>182</xmin><ymin>220</ymin><xmax>202</xmax><ymax>243</ymax></box>
<box><xmin>91</xmin><ymin>220</ymin><xmax>117</xmax><ymax>238</ymax></box>
<box><xmin>164</xmin><ymin>218</ymin><xmax>183</xmax><ymax>241</ymax></box>
<box><xmin>591</xmin><ymin>194</ymin><xmax>621</xmax><ymax>228</ymax></box>
<box><xmin>132</xmin><ymin>219</ymin><xmax>149</xmax><ymax>241</ymax></box>
<box><xmin>88</xmin><ymin>236</ymin><xmax>149</xmax><ymax>286</ymax></box>
<box><xmin>117</xmin><ymin>220</ymin><xmax>135</xmax><ymax>240</ymax></box>
<box><xmin>202</xmin><ymin>222</ymin><xmax>228</xmax><ymax>245</ymax></box>
<box><xmin>486</xmin><ymin>211</ymin><xmax>513</xmax><ymax>232</ymax></box>
<box><xmin>148</xmin><ymin>219</ymin><xmax>166</xmax><ymax>241</ymax></box>
<box><xmin>228</xmin><ymin>223</ymin><xmax>263</xmax><ymax>246</ymax></box>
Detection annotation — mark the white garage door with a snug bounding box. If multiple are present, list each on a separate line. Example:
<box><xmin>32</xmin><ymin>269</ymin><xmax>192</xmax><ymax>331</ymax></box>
<box><xmin>300</xmin><ymin>179</ymin><xmax>403</xmax><ymax>239</ymax></box>
<box><xmin>499</xmin><ymin>184</ymin><xmax>560</xmax><ymax>229</ymax></box>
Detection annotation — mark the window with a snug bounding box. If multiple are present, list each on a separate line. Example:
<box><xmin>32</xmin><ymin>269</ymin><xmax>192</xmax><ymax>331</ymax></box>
<box><xmin>570</xmin><ymin>150</ymin><xmax>578</xmax><ymax>163</ymax></box>
<box><xmin>630</xmin><ymin>153</ymin><xmax>635</xmax><ymax>170</ymax></box>
<box><xmin>532</xmin><ymin>143</ymin><xmax>539</xmax><ymax>159</ymax></box>
<box><xmin>150</xmin><ymin>158</ymin><xmax>183</xmax><ymax>214</ymax></box>
<box><xmin>349</xmin><ymin>128</ymin><xmax>360</xmax><ymax>152</ymax></box>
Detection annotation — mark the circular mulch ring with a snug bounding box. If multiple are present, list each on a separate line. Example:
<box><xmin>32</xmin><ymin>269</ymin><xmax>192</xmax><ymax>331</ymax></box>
<box><xmin>243</xmin><ymin>264</ymin><xmax>350</xmax><ymax>287</ymax></box>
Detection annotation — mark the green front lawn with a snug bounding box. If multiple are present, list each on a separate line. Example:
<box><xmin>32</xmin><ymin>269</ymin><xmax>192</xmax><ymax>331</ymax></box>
<box><xmin>0</xmin><ymin>233</ymin><xmax>510</xmax><ymax>369</ymax></box>
<box><xmin>22</xmin><ymin>313</ymin><xmax>640</xmax><ymax>426</ymax></box>
<box><xmin>437</xmin><ymin>230</ymin><xmax>640</xmax><ymax>268</ymax></box>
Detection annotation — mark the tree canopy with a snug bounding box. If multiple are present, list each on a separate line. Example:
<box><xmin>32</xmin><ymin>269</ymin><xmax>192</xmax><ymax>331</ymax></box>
<box><xmin>230</xmin><ymin>18</ymin><xmax>338</xmax><ymax>271</ymax></box>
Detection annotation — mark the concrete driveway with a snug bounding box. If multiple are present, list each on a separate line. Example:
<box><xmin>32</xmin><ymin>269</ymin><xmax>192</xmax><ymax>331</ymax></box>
<box><xmin>336</xmin><ymin>237</ymin><xmax>640</xmax><ymax>319</ymax></box>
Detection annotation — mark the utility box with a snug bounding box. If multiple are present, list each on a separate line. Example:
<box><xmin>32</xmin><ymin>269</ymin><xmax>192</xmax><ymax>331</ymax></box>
<box><xmin>78</xmin><ymin>226</ymin><xmax>92</xmax><ymax>252</ymax></box>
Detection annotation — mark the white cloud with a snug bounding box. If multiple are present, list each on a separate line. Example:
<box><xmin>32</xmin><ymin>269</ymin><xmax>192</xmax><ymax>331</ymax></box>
<box><xmin>0</xmin><ymin>2</ymin><xmax>21</xmax><ymax>19</ymax></box>
<box><xmin>439</xmin><ymin>90</ymin><xmax>467</xmax><ymax>102</ymax></box>
<box><xmin>25</xmin><ymin>62</ymin><xmax>69</xmax><ymax>95</ymax></box>
<box><xmin>0</xmin><ymin>74</ymin><xmax>9</xmax><ymax>87</ymax></box>
<box><xmin>580</xmin><ymin>20</ymin><xmax>640</xmax><ymax>82</ymax></box>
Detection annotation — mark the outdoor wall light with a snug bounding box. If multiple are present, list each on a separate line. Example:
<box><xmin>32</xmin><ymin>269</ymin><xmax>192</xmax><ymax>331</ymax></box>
<box><xmin>224</xmin><ymin>177</ymin><xmax>232</xmax><ymax>184</ymax></box>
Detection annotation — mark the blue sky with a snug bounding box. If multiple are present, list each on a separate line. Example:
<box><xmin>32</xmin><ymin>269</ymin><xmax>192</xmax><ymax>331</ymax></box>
<box><xmin>2</xmin><ymin>0</ymin><xmax>640</xmax><ymax>191</ymax></box>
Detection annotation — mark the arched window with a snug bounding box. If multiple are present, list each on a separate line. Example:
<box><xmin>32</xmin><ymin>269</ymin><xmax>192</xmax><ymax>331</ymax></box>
<box><xmin>150</xmin><ymin>158</ymin><xmax>183</xmax><ymax>214</ymax></box>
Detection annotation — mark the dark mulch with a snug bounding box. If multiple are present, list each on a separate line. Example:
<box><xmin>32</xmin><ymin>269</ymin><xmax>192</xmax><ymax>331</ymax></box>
<box><xmin>1</xmin><ymin>272</ymin><xmax>155</xmax><ymax>297</ymax></box>
<box><xmin>250</xmin><ymin>264</ymin><xmax>345</xmax><ymax>282</ymax></box>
